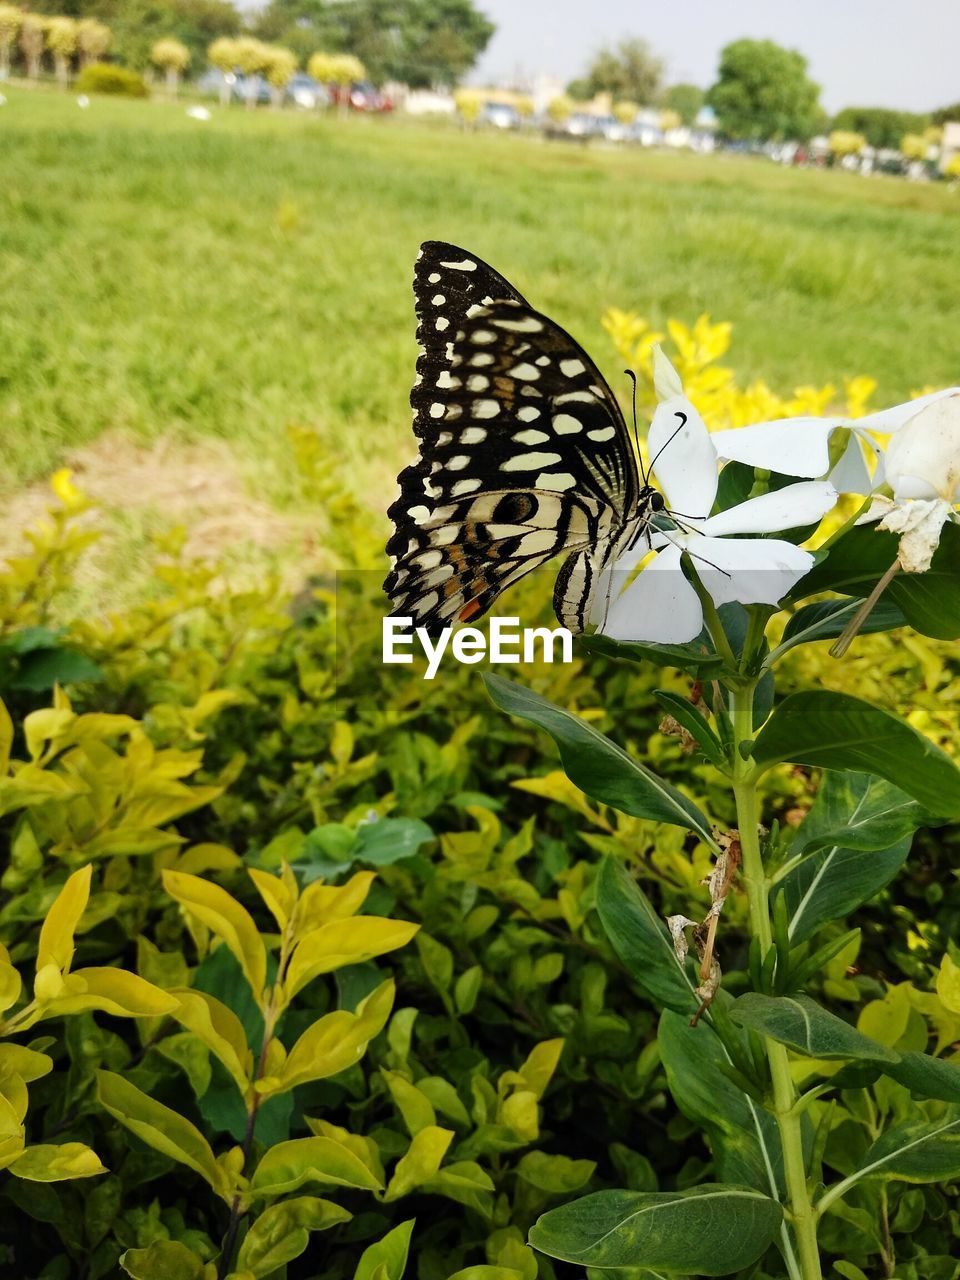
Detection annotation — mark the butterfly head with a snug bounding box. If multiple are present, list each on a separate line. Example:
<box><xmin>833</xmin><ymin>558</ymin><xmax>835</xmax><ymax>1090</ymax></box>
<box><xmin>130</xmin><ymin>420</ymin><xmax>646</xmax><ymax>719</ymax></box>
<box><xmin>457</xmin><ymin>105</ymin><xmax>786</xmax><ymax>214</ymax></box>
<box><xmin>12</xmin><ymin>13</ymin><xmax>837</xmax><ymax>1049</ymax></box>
<box><xmin>641</xmin><ymin>485</ymin><xmax>665</xmax><ymax>514</ymax></box>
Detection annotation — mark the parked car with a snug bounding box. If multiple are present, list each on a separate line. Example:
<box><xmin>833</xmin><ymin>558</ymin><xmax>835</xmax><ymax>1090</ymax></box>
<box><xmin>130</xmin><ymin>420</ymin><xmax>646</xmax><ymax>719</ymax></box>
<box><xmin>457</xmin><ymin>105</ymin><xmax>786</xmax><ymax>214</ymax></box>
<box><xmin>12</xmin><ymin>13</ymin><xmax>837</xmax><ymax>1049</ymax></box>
<box><xmin>285</xmin><ymin>73</ymin><xmax>328</xmax><ymax>110</ymax></box>
<box><xmin>346</xmin><ymin>81</ymin><xmax>393</xmax><ymax>112</ymax></box>
<box><xmin>480</xmin><ymin>101</ymin><xmax>520</xmax><ymax>130</ymax></box>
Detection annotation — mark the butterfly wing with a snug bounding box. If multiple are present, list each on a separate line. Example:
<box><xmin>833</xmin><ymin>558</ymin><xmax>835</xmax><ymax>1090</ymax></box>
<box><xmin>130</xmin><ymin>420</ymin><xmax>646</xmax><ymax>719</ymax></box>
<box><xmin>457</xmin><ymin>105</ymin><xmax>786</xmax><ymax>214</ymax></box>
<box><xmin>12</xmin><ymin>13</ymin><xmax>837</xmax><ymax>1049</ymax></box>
<box><xmin>384</xmin><ymin>242</ymin><xmax>640</xmax><ymax>634</ymax></box>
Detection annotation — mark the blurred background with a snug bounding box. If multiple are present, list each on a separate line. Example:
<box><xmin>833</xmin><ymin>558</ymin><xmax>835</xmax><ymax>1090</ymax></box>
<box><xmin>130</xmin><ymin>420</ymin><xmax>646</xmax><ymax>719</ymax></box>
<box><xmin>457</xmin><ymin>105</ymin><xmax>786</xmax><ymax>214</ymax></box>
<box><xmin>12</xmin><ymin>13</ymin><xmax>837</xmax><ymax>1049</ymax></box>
<box><xmin>1</xmin><ymin>0</ymin><xmax>958</xmax><ymax>601</ymax></box>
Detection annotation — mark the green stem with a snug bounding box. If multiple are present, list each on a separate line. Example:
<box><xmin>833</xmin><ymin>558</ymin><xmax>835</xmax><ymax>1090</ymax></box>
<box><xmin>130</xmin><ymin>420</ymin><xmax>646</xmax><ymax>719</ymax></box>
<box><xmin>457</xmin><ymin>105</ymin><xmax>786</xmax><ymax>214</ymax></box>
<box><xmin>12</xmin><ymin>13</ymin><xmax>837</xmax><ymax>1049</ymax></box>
<box><xmin>684</xmin><ymin>557</ymin><xmax>739</xmax><ymax>672</ymax></box>
<box><xmin>731</xmin><ymin>684</ymin><xmax>823</xmax><ymax>1280</ymax></box>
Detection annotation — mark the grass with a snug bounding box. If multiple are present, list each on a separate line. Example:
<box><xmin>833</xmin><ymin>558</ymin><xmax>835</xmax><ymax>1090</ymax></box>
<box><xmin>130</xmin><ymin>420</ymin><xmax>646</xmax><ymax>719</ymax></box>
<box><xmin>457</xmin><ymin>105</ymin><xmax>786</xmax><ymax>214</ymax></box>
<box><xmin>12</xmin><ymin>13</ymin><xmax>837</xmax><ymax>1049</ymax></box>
<box><xmin>2</xmin><ymin>85</ymin><xmax>959</xmax><ymax>516</ymax></box>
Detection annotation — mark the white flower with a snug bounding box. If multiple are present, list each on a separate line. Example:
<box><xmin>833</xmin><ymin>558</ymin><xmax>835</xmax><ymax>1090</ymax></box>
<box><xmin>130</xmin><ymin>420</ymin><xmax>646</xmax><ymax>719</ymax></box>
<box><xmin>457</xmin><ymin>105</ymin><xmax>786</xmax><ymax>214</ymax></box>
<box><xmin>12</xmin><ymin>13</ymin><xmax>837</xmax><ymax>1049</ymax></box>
<box><xmin>597</xmin><ymin>370</ymin><xmax>838</xmax><ymax>645</ymax></box>
<box><xmin>857</xmin><ymin>390</ymin><xmax>960</xmax><ymax>572</ymax></box>
<box><xmin>711</xmin><ymin>386</ymin><xmax>960</xmax><ymax>495</ymax></box>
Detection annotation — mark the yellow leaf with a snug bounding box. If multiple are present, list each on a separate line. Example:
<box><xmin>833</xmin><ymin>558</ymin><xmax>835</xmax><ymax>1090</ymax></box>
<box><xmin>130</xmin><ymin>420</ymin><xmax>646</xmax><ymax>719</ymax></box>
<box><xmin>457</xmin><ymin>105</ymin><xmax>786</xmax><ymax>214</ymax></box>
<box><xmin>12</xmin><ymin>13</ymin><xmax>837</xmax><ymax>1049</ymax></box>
<box><xmin>304</xmin><ymin>1118</ymin><xmax>384</xmax><ymax>1183</ymax></box>
<box><xmin>264</xmin><ymin>980</ymin><xmax>394</xmax><ymax>1097</ymax></box>
<box><xmin>0</xmin><ymin>1092</ymin><xmax>27</xmax><ymax>1171</ymax></box>
<box><xmin>384</xmin><ymin>1125</ymin><xmax>453</xmax><ymax>1201</ymax></box>
<box><xmin>119</xmin><ymin>1240</ymin><xmax>211</xmax><ymax>1280</ymax></box>
<box><xmin>0</xmin><ymin>1044</ymin><xmax>52</xmax><ymax>1084</ymax></box>
<box><xmin>296</xmin><ymin>870</ymin><xmax>375</xmax><ymax>932</ymax></box>
<box><xmin>0</xmin><ymin>696</ymin><xmax>13</xmax><ymax>776</ymax></box>
<box><xmin>235</xmin><ymin>1196</ymin><xmax>352</xmax><ymax>1275</ymax></box>
<box><xmin>97</xmin><ymin>1070</ymin><xmax>232</xmax><ymax>1201</ymax></box>
<box><xmin>937</xmin><ymin>953</ymin><xmax>960</xmax><ymax>1015</ymax></box>
<box><xmin>162</xmin><ymin>870</ymin><xmax>266</xmax><ymax>1001</ymax></box>
<box><xmin>10</xmin><ymin>1142</ymin><xmax>106</xmax><ymax>1181</ymax></box>
<box><xmin>37</xmin><ymin>864</ymin><xmax>92</xmax><ymax>975</ymax></box>
<box><xmin>503</xmin><ymin>1039</ymin><xmax>564</xmax><ymax>1100</ymax></box>
<box><xmin>172</xmin><ymin>844</ymin><xmax>244</xmax><ymax>875</ymax></box>
<box><xmin>249</xmin><ymin>867</ymin><xmax>295</xmax><ymax>933</ymax></box>
<box><xmin>169</xmin><ymin>989</ymin><xmax>252</xmax><ymax>1093</ymax></box>
<box><xmin>0</xmin><ymin>942</ymin><xmax>23</xmax><ymax>1014</ymax></box>
<box><xmin>40</xmin><ymin>967</ymin><xmax>180</xmax><ymax>1019</ymax></box>
<box><xmin>381</xmin><ymin>1070</ymin><xmax>436</xmax><ymax>1136</ymax></box>
<box><xmin>285</xmin><ymin>918</ymin><xmax>419</xmax><ymax>999</ymax></box>
<box><xmin>330</xmin><ymin>721</ymin><xmax>353</xmax><ymax>767</ymax></box>
<box><xmin>250</xmin><ymin>1137</ymin><xmax>383</xmax><ymax>1198</ymax></box>
<box><xmin>498</xmin><ymin>1091</ymin><xmax>538</xmax><ymax>1143</ymax></box>
<box><xmin>23</xmin><ymin>707</ymin><xmax>74</xmax><ymax>762</ymax></box>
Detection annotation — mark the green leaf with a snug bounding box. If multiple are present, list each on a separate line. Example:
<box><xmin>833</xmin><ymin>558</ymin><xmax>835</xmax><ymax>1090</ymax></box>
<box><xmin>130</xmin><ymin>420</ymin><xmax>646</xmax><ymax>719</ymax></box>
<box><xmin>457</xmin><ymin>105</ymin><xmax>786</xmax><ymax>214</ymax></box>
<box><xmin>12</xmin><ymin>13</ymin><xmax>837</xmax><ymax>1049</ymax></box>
<box><xmin>579</xmin><ymin>632</ymin><xmax>724</xmax><ymax>678</ymax></box>
<box><xmin>790</xmin><ymin>770</ymin><xmax>930</xmax><ymax>856</ymax></box>
<box><xmin>779</xmin><ymin>839</ymin><xmax>910</xmax><ymax>946</ymax></box>
<box><xmin>780</xmin><ymin>597</ymin><xmax>905</xmax><ymax>647</ymax></box>
<box><xmin>852</xmin><ymin>1108</ymin><xmax>960</xmax><ymax>1183</ymax></box>
<box><xmin>528</xmin><ymin>1184</ymin><xmax>783</xmax><ymax>1274</ymax></box>
<box><xmin>120</xmin><ymin>1240</ymin><xmax>210</xmax><ymax>1279</ymax></box>
<box><xmin>799</xmin><ymin>521</ymin><xmax>960</xmax><ymax>640</ymax></box>
<box><xmin>883</xmin><ymin>1052</ymin><xmax>960</xmax><ymax>1103</ymax></box>
<box><xmin>355</xmin><ymin>818</ymin><xmax>434</xmax><ymax>865</ymax></box>
<box><xmin>595</xmin><ymin>858</ymin><xmax>696</xmax><ymax>1016</ymax></box>
<box><xmin>730</xmin><ymin>994</ymin><xmax>898</xmax><ymax>1063</ymax></box>
<box><xmin>250</xmin><ymin>1136</ymin><xmax>383</xmax><ymax>1198</ymax></box>
<box><xmin>9</xmin><ymin>647</ymin><xmax>104</xmax><ymax>693</ymax></box>
<box><xmin>484</xmin><ymin>675</ymin><xmax>715</xmax><ymax>842</ymax></box>
<box><xmin>235</xmin><ymin>1196</ymin><xmax>352</xmax><ymax>1276</ymax></box>
<box><xmin>353</xmin><ymin>1219</ymin><xmax>416</xmax><ymax>1280</ymax></box>
<box><xmin>659</xmin><ymin>1010</ymin><xmax>787</xmax><ymax>1195</ymax></box>
<box><xmin>751</xmin><ymin>692</ymin><xmax>960</xmax><ymax>817</ymax></box>
<box><xmin>653</xmin><ymin>690</ymin><xmax>726</xmax><ymax>767</ymax></box>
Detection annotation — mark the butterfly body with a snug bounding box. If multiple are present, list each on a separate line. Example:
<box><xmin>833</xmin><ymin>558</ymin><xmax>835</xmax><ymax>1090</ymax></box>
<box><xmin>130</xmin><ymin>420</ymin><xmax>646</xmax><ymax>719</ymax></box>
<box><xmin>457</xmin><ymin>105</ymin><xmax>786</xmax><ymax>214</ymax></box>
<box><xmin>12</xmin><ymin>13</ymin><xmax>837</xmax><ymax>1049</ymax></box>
<box><xmin>384</xmin><ymin>242</ymin><xmax>662</xmax><ymax>634</ymax></box>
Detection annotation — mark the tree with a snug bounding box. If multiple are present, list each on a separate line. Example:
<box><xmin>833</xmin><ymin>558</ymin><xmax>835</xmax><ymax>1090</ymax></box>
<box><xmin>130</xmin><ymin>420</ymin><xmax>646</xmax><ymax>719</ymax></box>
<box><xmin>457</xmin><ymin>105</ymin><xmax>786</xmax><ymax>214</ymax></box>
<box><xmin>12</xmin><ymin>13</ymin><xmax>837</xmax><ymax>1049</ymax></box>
<box><xmin>69</xmin><ymin>0</ymin><xmax>240</xmax><ymax>74</ymax></box>
<box><xmin>547</xmin><ymin>93</ymin><xmax>573</xmax><ymax>124</ymax></box>
<box><xmin>581</xmin><ymin>37</ymin><xmax>662</xmax><ymax>105</ymax></box>
<box><xmin>454</xmin><ymin>85</ymin><xmax>481</xmax><ymax>126</ymax></box>
<box><xmin>77</xmin><ymin>18</ymin><xmax>111</xmax><ymax>66</ymax></box>
<box><xmin>932</xmin><ymin>101</ymin><xmax>960</xmax><ymax>126</ymax></box>
<box><xmin>613</xmin><ymin>99</ymin><xmax>638</xmax><ymax>125</ymax></box>
<box><xmin>900</xmin><ymin>132</ymin><xmax>929</xmax><ymax>161</ymax></box>
<box><xmin>255</xmin><ymin>0</ymin><xmax>493</xmax><ymax>88</ymax></box>
<box><xmin>831</xmin><ymin>106</ymin><xmax>929</xmax><ymax>149</ymax></box>
<box><xmin>263</xmin><ymin>44</ymin><xmax>296</xmax><ymax>108</ymax></box>
<box><xmin>46</xmin><ymin>17</ymin><xmax>78</xmax><ymax>89</ymax></box>
<box><xmin>662</xmin><ymin>82</ymin><xmax>703</xmax><ymax>127</ymax></box>
<box><xmin>708</xmin><ymin>38</ymin><xmax>821</xmax><ymax>141</ymax></box>
<box><xmin>232</xmin><ymin>35</ymin><xmax>271</xmax><ymax>107</ymax></box>
<box><xmin>151</xmin><ymin>36</ymin><xmax>190</xmax><ymax>95</ymax></box>
<box><xmin>308</xmin><ymin>50</ymin><xmax>365</xmax><ymax>114</ymax></box>
<box><xmin>19</xmin><ymin>13</ymin><xmax>45</xmax><ymax>79</ymax></box>
<box><xmin>0</xmin><ymin>3</ymin><xmax>21</xmax><ymax>78</ymax></box>
<box><xmin>208</xmin><ymin>35</ymin><xmax>240</xmax><ymax>105</ymax></box>
<box><xmin>829</xmin><ymin>129</ymin><xmax>865</xmax><ymax>159</ymax></box>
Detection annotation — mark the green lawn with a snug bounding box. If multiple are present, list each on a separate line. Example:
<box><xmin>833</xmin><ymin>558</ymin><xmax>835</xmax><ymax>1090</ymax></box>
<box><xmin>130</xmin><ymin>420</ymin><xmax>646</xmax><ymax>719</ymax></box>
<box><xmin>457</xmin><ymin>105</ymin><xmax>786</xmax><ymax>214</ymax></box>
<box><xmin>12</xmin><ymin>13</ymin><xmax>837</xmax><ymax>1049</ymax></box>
<box><xmin>1</xmin><ymin>85</ymin><xmax>959</xmax><ymax>506</ymax></box>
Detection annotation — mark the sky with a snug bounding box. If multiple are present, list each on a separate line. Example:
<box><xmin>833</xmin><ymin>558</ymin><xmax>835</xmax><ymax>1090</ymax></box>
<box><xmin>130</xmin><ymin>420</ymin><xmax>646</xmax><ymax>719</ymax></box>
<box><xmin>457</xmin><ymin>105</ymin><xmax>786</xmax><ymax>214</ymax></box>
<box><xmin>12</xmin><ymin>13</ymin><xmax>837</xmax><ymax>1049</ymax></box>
<box><xmin>471</xmin><ymin>0</ymin><xmax>960</xmax><ymax>113</ymax></box>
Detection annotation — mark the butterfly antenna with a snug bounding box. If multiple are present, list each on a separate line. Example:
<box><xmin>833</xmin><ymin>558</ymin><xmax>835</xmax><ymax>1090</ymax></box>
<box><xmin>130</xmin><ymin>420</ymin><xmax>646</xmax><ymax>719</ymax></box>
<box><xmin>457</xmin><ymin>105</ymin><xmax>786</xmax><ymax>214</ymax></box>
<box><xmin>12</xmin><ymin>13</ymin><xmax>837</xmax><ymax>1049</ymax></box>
<box><xmin>624</xmin><ymin>370</ymin><xmax>647</xmax><ymax>483</ymax></box>
<box><xmin>647</xmin><ymin>411</ymin><xmax>688</xmax><ymax>478</ymax></box>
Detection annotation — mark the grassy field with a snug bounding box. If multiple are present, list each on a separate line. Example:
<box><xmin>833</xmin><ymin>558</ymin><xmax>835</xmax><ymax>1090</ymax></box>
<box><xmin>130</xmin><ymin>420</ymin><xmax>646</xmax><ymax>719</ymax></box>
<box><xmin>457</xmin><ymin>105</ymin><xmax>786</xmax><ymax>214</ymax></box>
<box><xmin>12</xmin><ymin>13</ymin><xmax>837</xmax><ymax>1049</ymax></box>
<box><xmin>2</xmin><ymin>85</ymin><xmax>959</xmax><ymax>528</ymax></box>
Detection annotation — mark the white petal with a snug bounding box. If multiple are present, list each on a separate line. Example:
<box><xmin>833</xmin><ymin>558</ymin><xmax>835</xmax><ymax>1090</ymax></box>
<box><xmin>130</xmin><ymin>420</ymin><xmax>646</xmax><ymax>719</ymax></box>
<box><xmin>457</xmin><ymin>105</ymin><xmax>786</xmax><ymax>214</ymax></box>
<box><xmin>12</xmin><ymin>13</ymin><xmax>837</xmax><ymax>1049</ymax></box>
<box><xmin>600</xmin><ymin>544</ymin><xmax>704</xmax><ymax>643</ymax></box>
<box><xmin>689</xmin><ymin>536</ymin><xmax>815</xmax><ymax>607</ymax></box>
<box><xmin>653</xmin><ymin>345</ymin><xmax>684</xmax><ymax>400</ymax></box>
<box><xmin>648</xmin><ymin>396</ymin><xmax>717</xmax><ymax>519</ymax></box>
<box><xmin>830</xmin><ymin>434</ymin><xmax>877</xmax><ymax>496</ymax></box>
<box><xmin>883</xmin><ymin>391</ymin><xmax>960</xmax><ymax>503</ymax></box>
<box><xmin>712</xmin><ymin>420</ymin><xmax>837</xmax><ymax>477</ymax></box>
<box><xmin>700</xmin><ymin>481</ymin><xmax>837</xmax><ymax>536</ymax></box>
<box><xmin>853</xmin><ymin>386</ymin><xmax>960</xmax><ymax>434</ymax></box>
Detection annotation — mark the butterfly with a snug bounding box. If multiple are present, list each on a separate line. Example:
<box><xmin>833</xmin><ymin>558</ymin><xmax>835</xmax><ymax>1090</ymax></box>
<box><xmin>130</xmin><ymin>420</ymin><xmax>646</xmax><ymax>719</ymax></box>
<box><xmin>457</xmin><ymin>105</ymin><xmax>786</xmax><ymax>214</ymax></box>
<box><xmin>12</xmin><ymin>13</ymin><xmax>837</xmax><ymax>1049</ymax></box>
<box><xmin>383</xmin><ymin>241</ymin><xmax>671</xmax><ymax>635</ymax></box>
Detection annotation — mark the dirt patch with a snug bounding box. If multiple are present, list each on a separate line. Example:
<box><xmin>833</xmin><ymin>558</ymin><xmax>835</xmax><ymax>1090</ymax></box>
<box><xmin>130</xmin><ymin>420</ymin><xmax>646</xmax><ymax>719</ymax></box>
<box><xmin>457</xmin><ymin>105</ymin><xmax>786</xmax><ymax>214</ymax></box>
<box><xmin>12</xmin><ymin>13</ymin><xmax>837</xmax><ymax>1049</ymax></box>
<box><xmin>0</xmin><ymin>432</ymin><xmax>319</xmax><ymax>604</ymax></box>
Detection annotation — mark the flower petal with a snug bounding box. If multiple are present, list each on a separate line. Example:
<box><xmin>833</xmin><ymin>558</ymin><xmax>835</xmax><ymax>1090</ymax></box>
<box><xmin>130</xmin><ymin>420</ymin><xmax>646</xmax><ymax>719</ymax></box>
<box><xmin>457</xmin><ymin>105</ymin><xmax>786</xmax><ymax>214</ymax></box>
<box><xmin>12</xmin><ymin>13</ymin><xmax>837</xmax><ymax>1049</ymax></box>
<box><xmin>653</xmin><ymin>345</ymin><xmax>684</xmax><ymax>400</ymax></box>
<box><xmin>711</xmin><ymin>420</ymin><xmax>837</xmax><ymax>477</ymax></box>
<box><xmin>853</xmin><ymin>386</ymin><xmax>960</xmax><ymax>434</ymax></box>
<box><xmin>883</xmin><ymin>391</ymin><xmax>960</xmax><ymax>503</ymax></box>
<box><xmin>689</xmin><ymin>536</ymin><xmax>815</xmax><ymax>608</ymax></box>
<box><xmin>600</xmin><ymin>544</ymin><xmax>704</xmax><ymax>643</ymax></box>
<box><xmin>649</xmin><ymin>397</ymin><xmax>717</xmax><ymax>519</ymax></box>
<box><xmin>700</xmin><ymin>482</ymin><xmax>837</xmax><ymax>536</ymax></box>
<box><xmin>830</xmin><ymin>434</ymin><xmax>877</xmax><ymax>496</ymax></box>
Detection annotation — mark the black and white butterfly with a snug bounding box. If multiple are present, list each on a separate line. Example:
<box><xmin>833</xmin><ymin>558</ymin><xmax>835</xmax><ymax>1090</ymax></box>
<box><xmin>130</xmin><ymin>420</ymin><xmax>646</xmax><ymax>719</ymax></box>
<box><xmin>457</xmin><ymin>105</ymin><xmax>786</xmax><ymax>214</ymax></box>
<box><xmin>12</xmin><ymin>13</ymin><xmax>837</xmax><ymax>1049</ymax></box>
<box><xmin>383</xmin><ymin>241</ymin><xmax>669</xmax><ymax>635</ymax></box>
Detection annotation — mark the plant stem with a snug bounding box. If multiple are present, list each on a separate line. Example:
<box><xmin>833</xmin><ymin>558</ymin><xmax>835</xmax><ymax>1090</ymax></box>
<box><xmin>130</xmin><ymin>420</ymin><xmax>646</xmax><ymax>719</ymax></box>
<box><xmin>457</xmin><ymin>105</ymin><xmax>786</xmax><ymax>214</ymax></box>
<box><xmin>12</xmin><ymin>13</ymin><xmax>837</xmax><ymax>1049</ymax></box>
<box><xmin>731</xmin><ymin>683</ymin><xmax>823</xmax><ymax>1280</ymax></box>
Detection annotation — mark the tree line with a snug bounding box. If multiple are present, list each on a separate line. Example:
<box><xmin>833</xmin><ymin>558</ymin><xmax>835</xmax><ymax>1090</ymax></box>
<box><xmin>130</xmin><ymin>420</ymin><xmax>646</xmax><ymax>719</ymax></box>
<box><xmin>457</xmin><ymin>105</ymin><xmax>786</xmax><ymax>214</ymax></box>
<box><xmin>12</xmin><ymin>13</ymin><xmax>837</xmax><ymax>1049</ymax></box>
<box><xmin>0</xmin><ymin>0</ymin><xmax>493</xmax><ymax>87</ymax></box>
<box><xmin>568</xmin><ymin>35</ymin><xmax>958</xmax><ymax>142</ymax></box>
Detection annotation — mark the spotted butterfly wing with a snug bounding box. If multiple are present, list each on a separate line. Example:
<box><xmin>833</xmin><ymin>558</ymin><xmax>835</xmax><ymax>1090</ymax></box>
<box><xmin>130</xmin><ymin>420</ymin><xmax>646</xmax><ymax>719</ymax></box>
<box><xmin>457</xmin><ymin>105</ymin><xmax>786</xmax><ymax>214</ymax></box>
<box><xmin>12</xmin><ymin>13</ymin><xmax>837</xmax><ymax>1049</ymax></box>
<box><xmin>384</xmin><ymin>241</ymin><xmax>653</xmax><ymax>634</ymax></box>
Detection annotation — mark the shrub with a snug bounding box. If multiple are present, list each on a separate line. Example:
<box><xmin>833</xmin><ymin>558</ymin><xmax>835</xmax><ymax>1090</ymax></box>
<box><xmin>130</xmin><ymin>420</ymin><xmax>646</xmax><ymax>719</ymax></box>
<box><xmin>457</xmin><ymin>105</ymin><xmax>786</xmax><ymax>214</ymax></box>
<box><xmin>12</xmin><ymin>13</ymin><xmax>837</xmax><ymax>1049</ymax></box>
<box><xmin>75</xmin><ymin>62</ymin><xmax>149</xmax><ymax>98</ymax></box>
